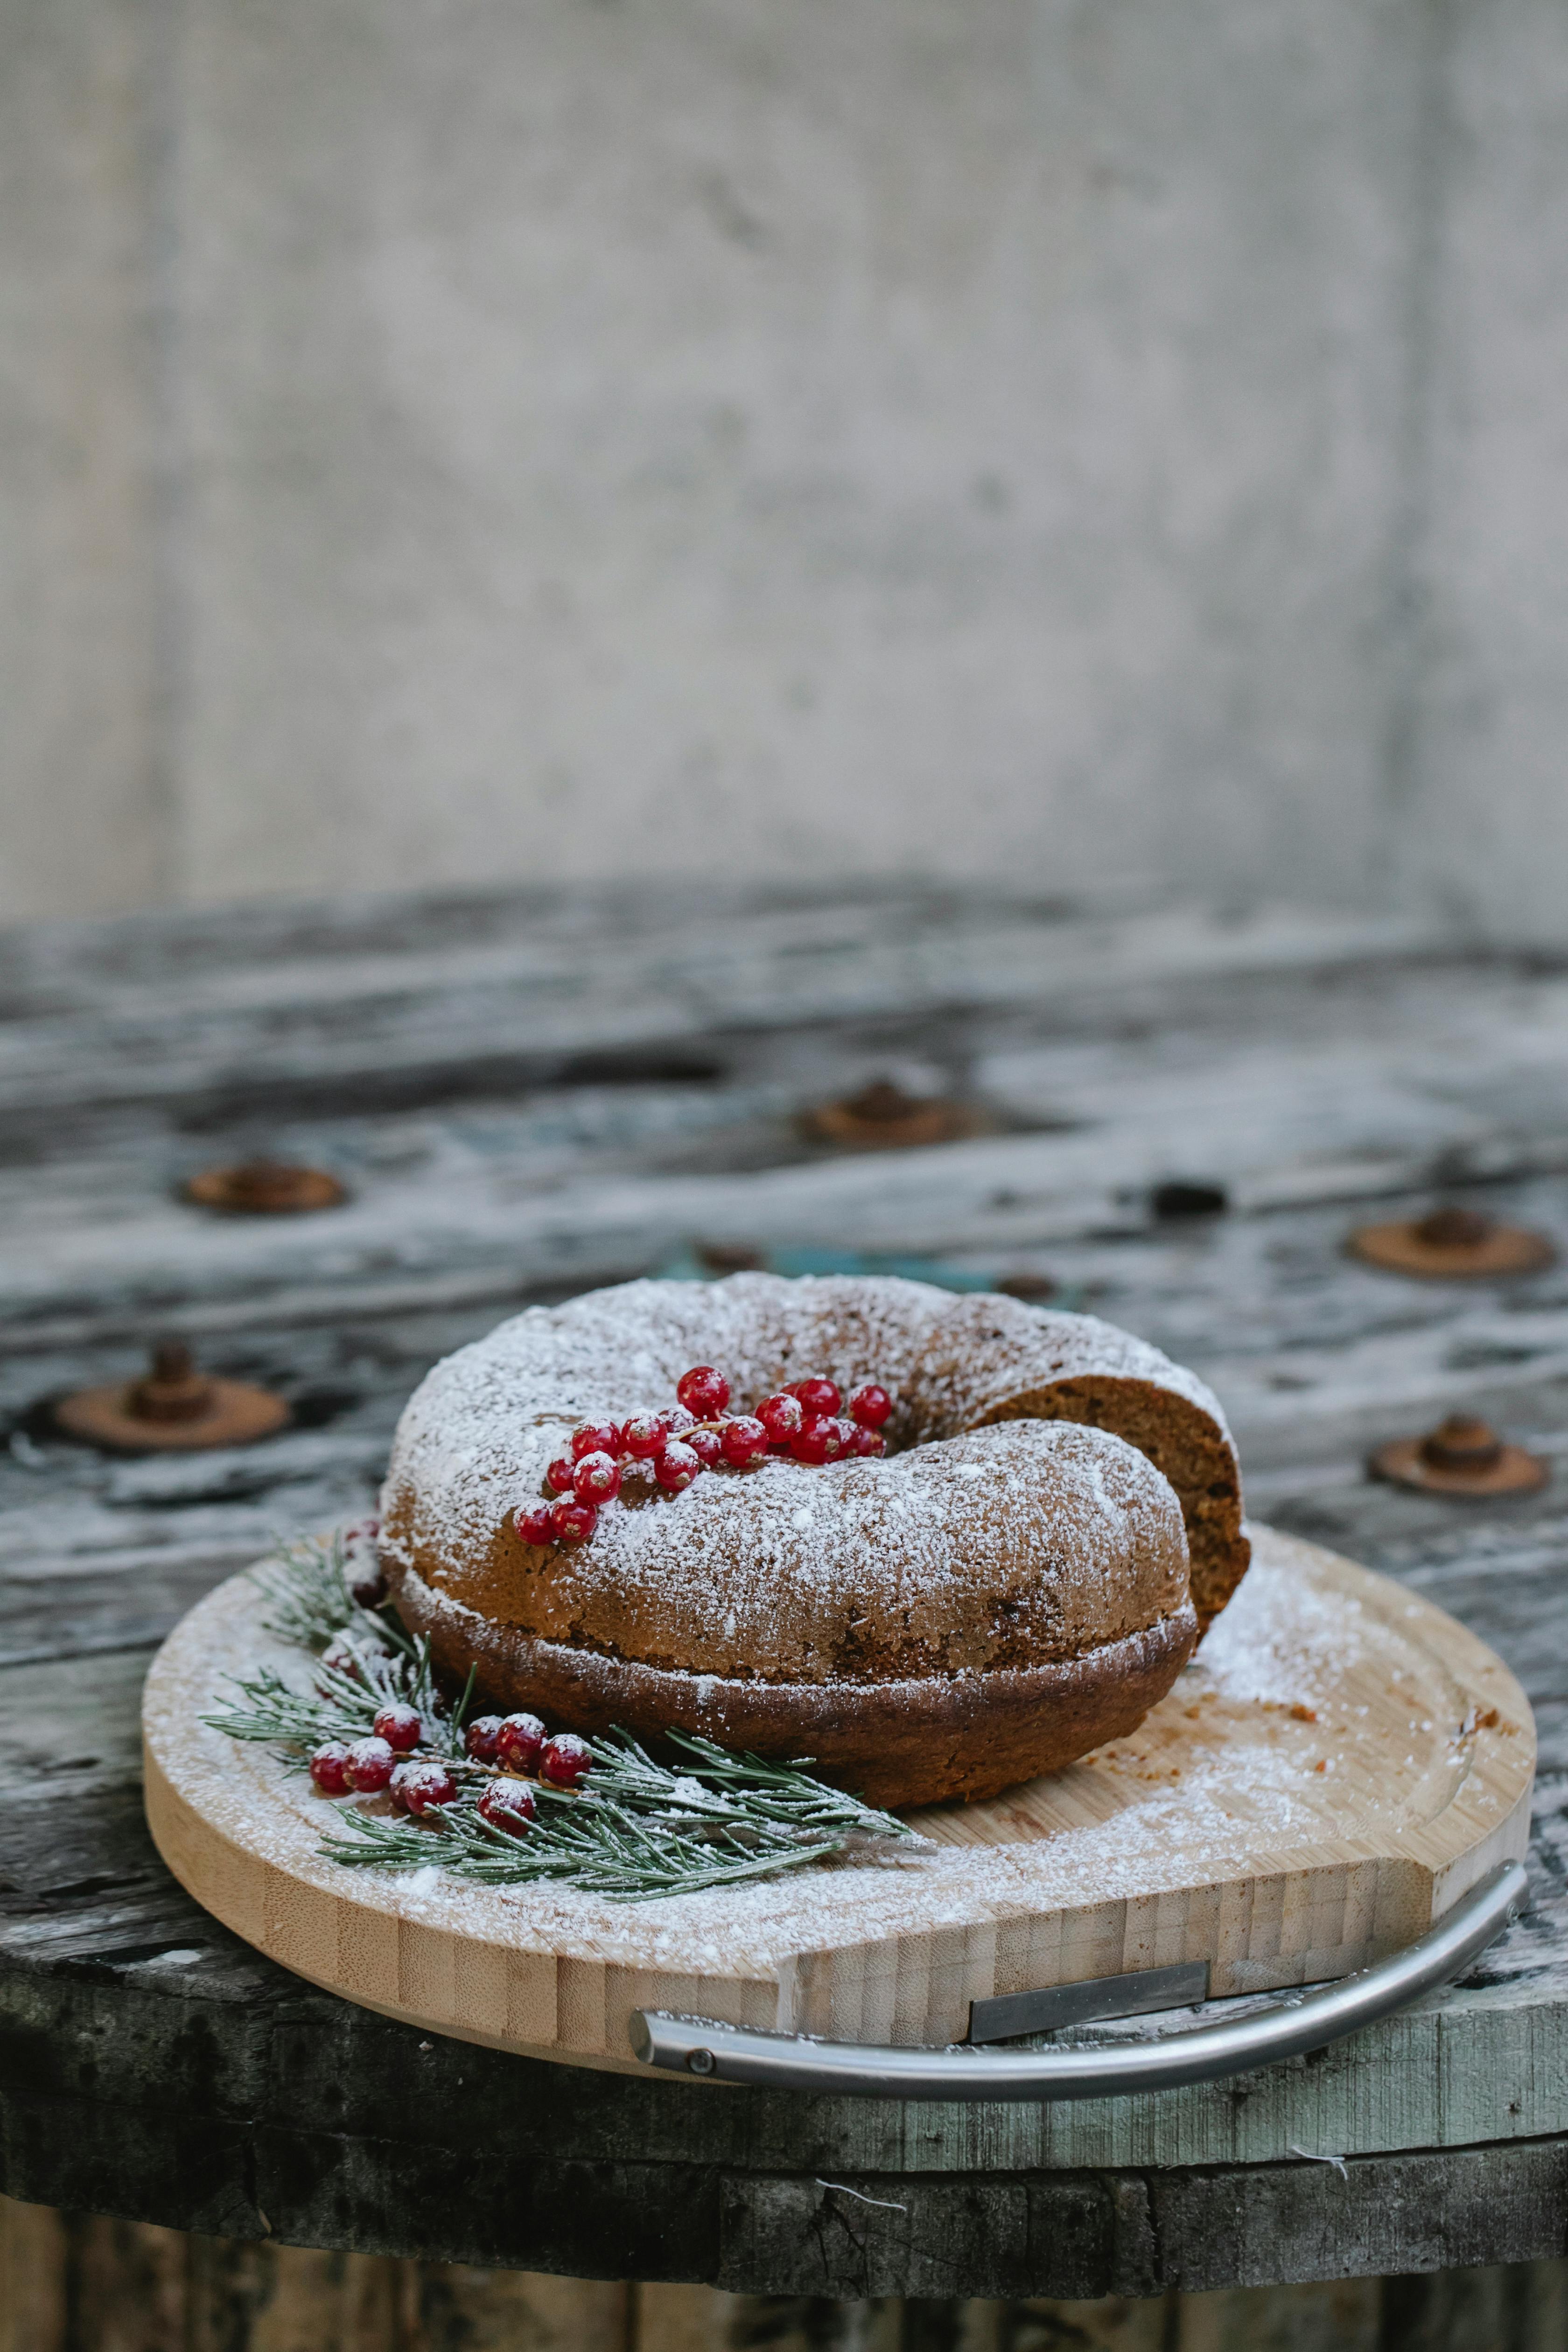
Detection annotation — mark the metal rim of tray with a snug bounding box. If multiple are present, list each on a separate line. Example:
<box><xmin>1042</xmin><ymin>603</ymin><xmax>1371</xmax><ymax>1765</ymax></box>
<box><xmin>630</xmin><ymin>1860</ymin><xmax>1526</xmax><ymax>2100</ymax></box>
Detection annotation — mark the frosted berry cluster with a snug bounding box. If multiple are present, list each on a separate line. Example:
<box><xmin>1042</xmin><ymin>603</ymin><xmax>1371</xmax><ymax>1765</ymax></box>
<box><xmin>308</xmin><ymin>1692</ymin><xmax>590</xmax><ymax>1836</ymax></box>
<box><xmin>307</xmin><ymin>1520</ymin><xmax>594</xmax><ymax>1838</ymax></box>
<box><xmin>512</xmin><ymin>1365</ymin><xmax>894</xmax><ymax>1550</ymax></box>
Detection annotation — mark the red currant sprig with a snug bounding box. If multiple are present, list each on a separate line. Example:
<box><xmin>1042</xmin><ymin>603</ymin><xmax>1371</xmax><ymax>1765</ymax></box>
<box><xmin>305</xmin><ymin>1642</ymin><xmax>597</xmax><ymax>1848</ymax></box>
<box><xmin>512</xmin><ymin>1362</ymin><xmax>894</xmax><ymax>1551</ymax></box>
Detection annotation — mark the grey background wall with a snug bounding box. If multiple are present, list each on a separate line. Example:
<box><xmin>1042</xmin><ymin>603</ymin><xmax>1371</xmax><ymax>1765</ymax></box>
<box><xmin>2</xmin><ymin>0</ymin><xmax>1565</xmax><ymax>939</ymax></box>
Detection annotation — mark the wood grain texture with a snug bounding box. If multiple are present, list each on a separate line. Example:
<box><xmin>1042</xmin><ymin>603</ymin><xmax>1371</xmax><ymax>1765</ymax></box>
<box><xmin>141</xmin><ymin>1528</ymin><xmax>1533</xmax><ymax>2067</ymax></box>
<box><xmin>4</xmin><ymin>888</ymin><xmax>1568</xmax><ymax>2288</ymax></box>
<box><xmin>11</xmin><ymin>2191</ymin><xmax>1568</xmax><ymax>2352</ymax></box>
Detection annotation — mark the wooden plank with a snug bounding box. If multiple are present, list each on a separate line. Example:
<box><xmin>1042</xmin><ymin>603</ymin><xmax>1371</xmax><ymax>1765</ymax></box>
<box><xmin>1145</xmin><ymin>2141</ymin><xmax>1568</xmax><ymax>2292</ymax></box>
<box><xmin>1175</xmin><ymin>2281</ymin><xmax>1381</xmax><ymax>2351</ymax></box>
<box><xmin>0</xmin><ymin>2194</ymin><xmax>626</xmax><ymax>2352</ymax></box>
<box><xmin>187</xmin><ymin>2241</ymin><xmax>408</xmax><ymax>2352</ymax></box>
<box><xmin>0</xmin><ymin>896</ymin><xmax>1444</xmax><ymax>1116</ymax></box>
<box><xmin>5</xmin><ymin>985</ymin><xmax>1567</xmax><ymax>1332</ymax></box>
<box><xmin>8</xmin><ymin>2189</ymin><xmax>1568</xmax><ymax>2351</ymax></box>
<box><xmin>399</xmin><ymin>2266</ymin><xmax>628</xmax><ymax>2352</ymax></box>
<box><xmin>0</xmin><ymin>2194</ymin><xmax>67</xmax><ymax>2352</ymax></box>
<box><xmin>712</xmin><ymin>2145</ymin><xmax>1568</xmax><ymax>2298</ymax></box>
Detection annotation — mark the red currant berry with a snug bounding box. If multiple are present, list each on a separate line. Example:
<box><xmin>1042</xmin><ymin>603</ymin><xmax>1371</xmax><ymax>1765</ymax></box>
<box><xmin>571</xmin><ymin>1419</ymin><xmax>622</xmax><ymax>1461</ymax></box>
<box><xmin>309</xmin><ymin>1741</ymin><xmax>352</xmax><ymax>1795</ymax></box>
<box><xmin>654</xmin><ymin>1440</ymin><xmax>702</xmax><ymax>1492</ymax></box>
<box><xmin>347</xmin><ymin>1558</ymin><xmax>388</xmax><ymax>1609</ymax></box>
<box><xmin>621</xmin><ymin>1411</ymin><xmax>671</xmax><ymax>1459</ymax></box>
<box><xmin>478</xmin><ymin>1778</ymin><xmax>536</xmax><ymax>1835</ymax></box>
<box><xmin>546</xmin><ymin>1455</ymin><xmax>577</xmax><ymax>1494</ymax></box>
<box><xmin>465</xmin><ymin>1714</ymin><xmax>504</xmax><ymax>1763</ymax></box>
<box><xmin>572</xmin><ymin>1449</ymin><xmax>622</xmax><ymax>1503</ymax></box>
<box><xmin>392</xmin><ymin>1759</ymin><xmax>456</xmax><ymax>1816</ymax></box>
<box><xmin>676</xmin><ymin>1365</ymin><xmax>731</xmax><ymax>1418</ymax></box>
<box><xmin>847</xmin><ymin>1423</ymin><xmax>886</xmax><ymax>1457</ymax></box>
<box><xmin>495</xmin><ymin>1712</ymin><xmax>546</xmax><ymax>1771</ymax></box>
<box><xmin>720</xmin><ymin>1415</ymin><xmax>770</xmax><ymax>1468</ymax></box>
<box><xmin>757</xmin><ymin>1391</ymin><xmax>805</xmax><ymax>1442</ymax></box>
<box><xmin>790</xmin><ymin>1417</ymin><xmax>834</xmax><ymax>1464</ymax></box>
<box><xmin>551</xmin><ymin>1497</ymin><xmax>598</xmax><ymax>1544</ymax></box>
<box><xmin>515</xmin><ymin>1502</ymin><xmax>555</xmax><ymax>1545</ymax></box>
<box><xmin>344</xmin><ymin>1735</ymin><xmax>395</xmax><ymax>1793</ymax></box>
<box><xmin>848</xmin><ymin>1383</ymin><xmax>893</xmax><ymax>1429</ymax></box>
<box><xmin>685</xmin><ymin>1426</ymin><xmax>723</xmax><ymax>1469</ymax></box>
<box><xmin>791</xmin><ymin>1376</ymin><xmax>841</xmax><ymax>1418</ymax></box>
<box><xmin>372</xmin><ymin>1701</ymin><xmax>423</xmax><ymax>1753</ymax></box>
<box><xmin>830</xmin><ymin>1418</ymin><xmax>857</xmax><ymax>1456</ymax></box>
<box><xmin>539</xmin><ymin>1733</ymin><xmax>592</xmax><ymax>1788</ymax></box>
<box><xmin>344</xmin><ymin>1514</ymin><xmax>381</xmax><ymax>1545</ymax></box>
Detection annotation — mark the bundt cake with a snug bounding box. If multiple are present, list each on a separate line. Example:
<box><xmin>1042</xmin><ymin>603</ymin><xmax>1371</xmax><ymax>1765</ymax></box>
<box><xmin>378</xmin><ymin>1274</ymin><xmax>1247</xmax><ymax>1808</ymax></box>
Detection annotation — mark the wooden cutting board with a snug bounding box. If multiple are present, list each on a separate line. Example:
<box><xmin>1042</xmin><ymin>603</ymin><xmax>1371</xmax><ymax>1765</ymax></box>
<box><xmin>142</xmin><ymin>1525</ymin><xmax>1533</xmax><ymax>2076</ymax></box>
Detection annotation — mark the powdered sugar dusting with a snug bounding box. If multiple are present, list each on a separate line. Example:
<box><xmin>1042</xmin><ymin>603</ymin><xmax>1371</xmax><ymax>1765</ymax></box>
<box><xmin>1200</xmin><ymin>1540</ymin><xmax>1351</xmax><ymax>1712</ymax></box>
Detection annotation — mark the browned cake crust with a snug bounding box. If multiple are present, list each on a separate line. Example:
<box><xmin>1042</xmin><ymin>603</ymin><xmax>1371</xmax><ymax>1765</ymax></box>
<box><xmin>380</xmin><ymin>1275</ymin><xmax>1242</xmax><ymax>1805</ymax></box>
<box><xmin>907</xmin><ymin>1293</ymin><xmax>1250</xmax><ymax>1629</ymax></box>
<box><xmin>392</xmin><ymin>1554</ymin><xmax>1199</xmax><ymax>1808</ymax></box>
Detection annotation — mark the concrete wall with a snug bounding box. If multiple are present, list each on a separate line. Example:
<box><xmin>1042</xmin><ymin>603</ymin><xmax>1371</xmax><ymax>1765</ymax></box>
<box><xmin>1</xmin><ymin>0</ymin><xmax>1565</xmax><ymax>938</ymax></box>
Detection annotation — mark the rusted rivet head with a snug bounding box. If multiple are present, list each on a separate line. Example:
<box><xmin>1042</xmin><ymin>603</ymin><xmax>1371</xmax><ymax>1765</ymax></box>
<box><xmin>1419</xmin><ymin>1414</ymin><xmax>1504</xmax><ymax>1473</ymax></box>
<box><xmin>53</xmin><ymin>1342</ymin><xmax>291</xmax><ymax>1454</ymax></box>
<box><xmin>128</xmin><ymin>1339</ymin><xmax>216</xmax><ymax>1424</ymax></box>
<box><xmin>1348</xmin><ymin>1205</ymin><xmax>1554</xmax><ymax>1279</ymax></box>
<box><xmin>1370</xmin><ymin>1415</ymin><xmax>1548</xmax><ymax>1497</ymax></box>
<box><xmin>184</xmin><ymin>1161</ymin><xmax>347</xmax><ymax>1215</ymax></box>
<box><xmin>1414</xmin><ymin>1204</ymin><xmax>1493</xmax><ymax>1251</ymax></box>
<box><xmin>801</xmin><ymin>1079</ymin><xmax>983</xmax><ymax>1152</ymax></box>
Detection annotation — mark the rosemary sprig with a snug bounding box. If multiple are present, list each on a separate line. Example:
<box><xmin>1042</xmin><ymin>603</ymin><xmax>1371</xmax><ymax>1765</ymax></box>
<box><xmin>200</xmin><ymin>1664</ymin><xmax>365</xmax><ymax>1750</ymax></box>
<box><xmin>583</xmin><ymin>1726</ymin><xmax>908</xmax><ymax>1844</ymax></box>
<box><xmin>317</xmin><ymin>1724</ymin><xmax>918</xmax><ymax>1901</ymax></box>
<box><xmin>252</xmin><ymin>1527</ymin><xmax>415</xmax><ymax>1659</ymax></box>
<box><xmin>320</xmin><ymin>1767</ymin><xmax>885</xmax><ymax>1900</ymax></box>
<box><xmin>200</xmin><ymin>1635</ymin><xmax>463</xmax><ymax>1758</ymax></box>
<box><xmin>208</xmin><ymin>1528</ymin><xmax>923</xmax><ymax>1902</ymax></box>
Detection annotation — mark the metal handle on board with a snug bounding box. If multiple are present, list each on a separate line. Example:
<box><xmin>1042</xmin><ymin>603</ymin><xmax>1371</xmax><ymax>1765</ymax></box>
<box><xmin>629</xmin><ymin>1859</ymin><xmax>1526</xmax><ymax>2101</ymax></box>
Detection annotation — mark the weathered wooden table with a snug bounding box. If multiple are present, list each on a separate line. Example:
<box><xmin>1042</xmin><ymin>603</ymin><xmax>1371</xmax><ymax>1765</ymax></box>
<box><xmin>3</xmin><ymin>888</ymin><xmax>1567</xmax><ymax>2299</ymax></box>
